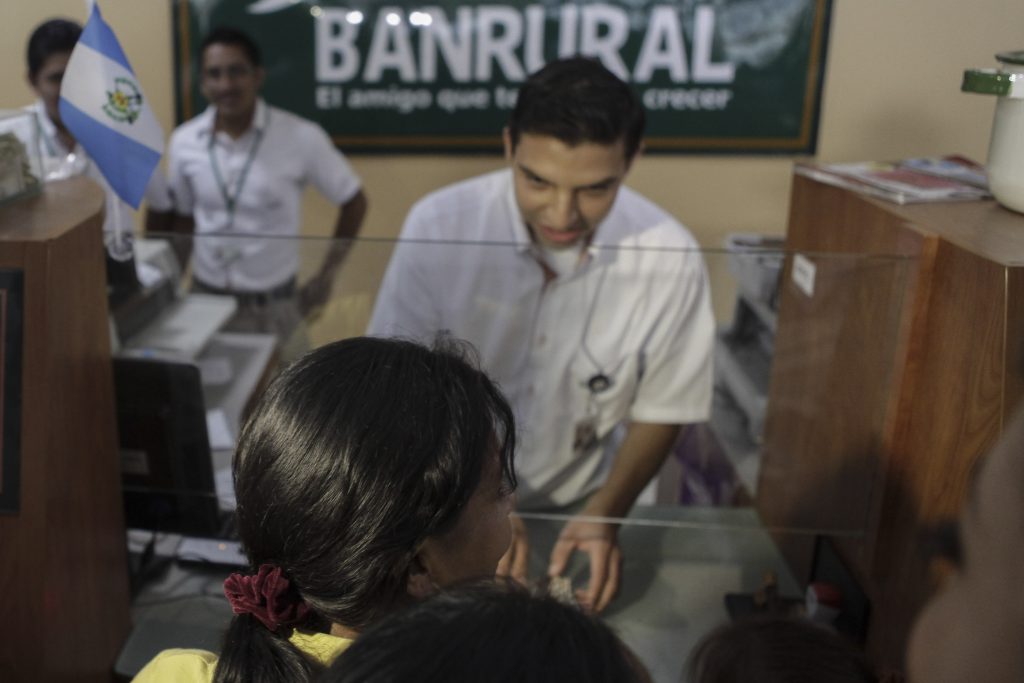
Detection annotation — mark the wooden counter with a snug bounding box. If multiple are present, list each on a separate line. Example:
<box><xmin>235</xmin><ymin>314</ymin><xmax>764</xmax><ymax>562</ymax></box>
<box><xmin>0</xmin><ymin>177</ymin><xmax>131</xmax><ymax>681</ymax></box>
<box><xmin>758</xmin><ymin>172</ymin><xmax>1024</xmax><ymax>669</ymax></box>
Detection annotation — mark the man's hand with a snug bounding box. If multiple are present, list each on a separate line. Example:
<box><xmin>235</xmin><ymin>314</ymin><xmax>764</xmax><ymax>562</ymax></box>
<box><xmin>298</xmin><ymin>241</ymin><xmax>352</xmax><ymax>317</ymax></box>
<box><xmin>547</xmin><ymin>516</ymin><xmax>622</xmax><ymax>613</ymax></box>
<box><xmin>496</xmin><ymin>514</ymin><xmax>529</xmax><ymax>584</ymax></box>
<box><xmin>544</xmin><ymin>422</ymin><xmax>681</xmax><ymax>612</ymax></box>
<box><xmin>298</xmin><ymin>268</ymin><xmax>335</xmax><ymax>317</ymax></box>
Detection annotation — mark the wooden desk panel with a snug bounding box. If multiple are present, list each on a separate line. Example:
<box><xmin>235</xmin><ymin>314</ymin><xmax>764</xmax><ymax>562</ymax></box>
<box><xmin>0</xmin><ymin>177</ymin><xmax>130</xmax><ymax>681</ymax></box>
<box><xmin>759</xmin><ymin>252</ymin><xmax>912</xmax><ymax>534</ymax></box>
<box><xmin>759</xmin><ymin>173</ymin><xmax>1024</xmax><ymax>669</ymax></box>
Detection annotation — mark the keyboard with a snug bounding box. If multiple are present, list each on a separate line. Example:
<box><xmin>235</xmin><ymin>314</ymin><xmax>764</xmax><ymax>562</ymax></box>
<box><xmin>176</xmin><ymin>536</ymin><xmax>247</xmax><ymax>567</ymax></box>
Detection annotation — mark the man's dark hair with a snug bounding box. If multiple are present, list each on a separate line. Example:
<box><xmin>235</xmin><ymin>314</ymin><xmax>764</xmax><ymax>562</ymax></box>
<box><xmin>508</xmin><ymin>56</ymin><xmax>645</xmax><ymax>160</ymax></box>
<box><xmin>323</xmin><ymin>580</ymin><xmax>651</xmax><ymax>683</ymax></box>
<box><xmin>200</xmin><ymin>26</ymin><xmax>262</xmax><ymax>68</ymax></box>
<box><xmin>26</xmin><ymin>18</ymin><xmax>82</xmax><ymax>80</ymax></box>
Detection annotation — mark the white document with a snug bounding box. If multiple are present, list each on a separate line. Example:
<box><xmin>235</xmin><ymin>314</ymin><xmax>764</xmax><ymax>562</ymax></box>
<box><xmin>205</xmin><ymin>408</ymin><xmax>235</xmax><ymax>451</ymax></box>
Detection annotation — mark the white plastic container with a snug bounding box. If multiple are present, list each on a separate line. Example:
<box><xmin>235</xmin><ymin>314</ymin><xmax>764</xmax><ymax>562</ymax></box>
<box><xmin>0</xmin><ymin>109</ymin><xmax>44</xmax><ymax>206</ymax></box>
<box><xmin>963</xmin><ymin>51</ymin><xmax>1024</xmax><ymax>214</ymax></box>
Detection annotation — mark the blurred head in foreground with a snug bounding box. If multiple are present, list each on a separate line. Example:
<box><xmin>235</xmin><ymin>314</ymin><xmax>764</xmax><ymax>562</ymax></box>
<box><xmin>687</xmin><ymin>614</ymin><xmax>877</xmax><ymax>683</ymax></box>
<box><xmin>322</xmin><ymin>580</ymin><xmax>650</xmax><ymax>683</ymax></box>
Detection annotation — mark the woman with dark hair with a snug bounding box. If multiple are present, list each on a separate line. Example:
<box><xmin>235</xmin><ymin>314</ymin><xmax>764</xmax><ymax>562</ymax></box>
<box><xmin>134</xmin><ymin>336</ymin><xmax>517</xmax><ymax>682</ymax></box>
<box><xmin>321</xmin><ymin>580</ymin><xmax>651</xmax><ymax>683</ymax></box>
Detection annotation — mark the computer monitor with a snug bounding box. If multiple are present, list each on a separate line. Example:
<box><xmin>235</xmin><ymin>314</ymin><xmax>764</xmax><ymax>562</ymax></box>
<box><xmin>106</xmin><ymin>248</ymin><xmax>142</xmax><ymax>311</ymax></box>
<box><xmin>113</xmin><ymin>357</ymin><xmax>222</xmax><ymax>537</ymax></box>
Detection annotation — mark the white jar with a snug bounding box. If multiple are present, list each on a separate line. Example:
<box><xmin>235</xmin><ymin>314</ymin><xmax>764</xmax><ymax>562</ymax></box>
<box><xmin>963</xmin><ymin>52</ymin><xmax>1024</xmax><ymax>214</ymax></box>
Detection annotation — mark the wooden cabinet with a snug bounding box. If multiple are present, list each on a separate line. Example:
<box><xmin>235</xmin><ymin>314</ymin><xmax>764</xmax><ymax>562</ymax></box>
<box><xmin>0</xmin><ymin>178</ymin><xmax>130</xmax><ymax>681</ymax></box>
<box><xmin>758</xmin><ymin>172</ymin><xmax>1024</xmax><ymax>669</ymax></box>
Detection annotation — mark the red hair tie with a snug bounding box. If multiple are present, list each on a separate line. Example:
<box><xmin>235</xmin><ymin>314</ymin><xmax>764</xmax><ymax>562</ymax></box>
<box><xmin>224</xmin><ymin>564</ymin><xmax>310</xmax><ymax>632</ymax></box>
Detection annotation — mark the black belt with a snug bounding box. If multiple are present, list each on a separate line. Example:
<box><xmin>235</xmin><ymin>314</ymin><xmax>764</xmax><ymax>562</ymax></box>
<box><xmin>193</xmin><ymin>277</ymin><xmax>296</xmax><ymax>307</ymax></box>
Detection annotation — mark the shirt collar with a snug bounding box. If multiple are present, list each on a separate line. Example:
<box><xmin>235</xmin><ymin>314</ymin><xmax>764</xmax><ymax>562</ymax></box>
<box><xmin>31</xmin><ymin>101</ymin><xmax>56</xmax><ymax>138</ymax></box>
<box><xmin>198</xmin><ymin>98</ymin><xmax>269</xmax><ymax>139</ymax></box>
<box><xmin>30</xmin><ymin>100</ymin><xmax>74</xmax><ymax>156</ymax></box>
<box><xmin>503</xmin><ymin>168</ymin><xmax>533</xmax><ymax>254</ymax></box>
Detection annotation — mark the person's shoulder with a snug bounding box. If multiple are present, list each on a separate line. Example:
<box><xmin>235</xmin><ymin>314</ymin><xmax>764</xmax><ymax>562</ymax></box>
<box><xmin>132</xmin><ymin>648</ymin><xmax>218</xmax><ymax>682</ymax></box>
<box><xmin>413</xmin><ymin>167</ymin><xmax>509</xmax><ymax>210</ymax></box>
<box><xmin>406</xmin><ymin>169</ymin><xmax>509</xmax><ymax>233</ymax></box>
<box><xmin>267</xmin><ymin>105</ymin><xmax>330</xmax><ymax>140</ymax></box>
<box><xmin>613</xmin><ymin>186</ymin><xmax>678</xmax><ymax>226</ymax></box>
<box><xmin>267</xmin><ymin>103</ymin><xmax>313</xmax><ymax>128</ymax></box>
<box><xmin>267</xmin><ymin>105</ymin><xmax>350</xmax><ymax>163</ymax></box>
<box><xmin>609</xmin><ymin>186</ymin><xmax>699</xmax><ymax>248</ymax></box>
<box><xmin>169</xmin><ymin>111</ymin><xmax>210</xmax><ymax>149</ymax></box>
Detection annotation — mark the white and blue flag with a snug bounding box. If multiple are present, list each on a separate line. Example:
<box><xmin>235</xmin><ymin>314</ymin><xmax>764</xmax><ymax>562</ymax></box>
<box><xmin>58</xmin><ymin>1</ymin><xmax>163</xmax><ymax>210</ymax></box>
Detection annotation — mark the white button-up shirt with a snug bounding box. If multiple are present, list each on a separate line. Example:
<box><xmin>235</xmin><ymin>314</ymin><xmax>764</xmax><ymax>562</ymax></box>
<box><xmin>168</xmin><ymin>99</ymin><xmax>361</xmax><ymax>291</ymax></box>
<box><xmin>368</xmin><ymin>169</ymin><xmax>714</xmax><ymax>508</ymax></box>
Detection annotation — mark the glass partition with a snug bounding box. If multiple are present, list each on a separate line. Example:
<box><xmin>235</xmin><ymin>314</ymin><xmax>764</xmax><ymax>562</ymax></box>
<box><xmin>115</xmin><ymin>232</ymin><xmax>913</xmax><ymax>681</ymax></box>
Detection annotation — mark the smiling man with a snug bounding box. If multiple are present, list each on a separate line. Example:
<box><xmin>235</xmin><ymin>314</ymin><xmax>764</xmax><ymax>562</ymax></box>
<box><xmin>369</xmin><ymin>58</ymin><xmax>713</xmax><ymax>613</ymax></box>
<box><xmin>167</xmin><ymin>27</ymin><xmax>367</xmax><ymax>344</ymax></box>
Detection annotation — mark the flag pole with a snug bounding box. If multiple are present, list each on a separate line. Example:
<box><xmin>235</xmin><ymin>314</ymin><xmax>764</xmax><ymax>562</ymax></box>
<box><xmin>106</xmin><ymin>198</ymin><xmax>134</xmax><ymax>262</ymax></box>
<box><xmin>59</xmin><ymin>0</ymin><xmax>166</xmax><ymax>254</ymax></box>
<box><xmin>83</xmin><ymin>0</ymin><xmax>128</xmax><ymax>264</ymax></box>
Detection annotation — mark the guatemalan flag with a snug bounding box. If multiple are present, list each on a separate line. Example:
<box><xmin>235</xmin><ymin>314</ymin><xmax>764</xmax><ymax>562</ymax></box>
<box><xmin>58</xmin><ymin>1</ymin><xmax>163</xmax><ymax>209</ymax></box>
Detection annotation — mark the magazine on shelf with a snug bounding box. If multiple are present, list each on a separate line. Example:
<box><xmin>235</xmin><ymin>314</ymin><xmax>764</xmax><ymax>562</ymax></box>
<box><xmin>796</xmin><ymin>156</ymin><xmax>991</xmax><ymax>204</ymax></box>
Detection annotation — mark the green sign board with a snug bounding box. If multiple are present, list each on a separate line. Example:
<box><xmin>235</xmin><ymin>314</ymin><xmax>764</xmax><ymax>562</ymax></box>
<box><xmin>174</xmin><ymin>0</ymin><xmax>832</xmax><ymax>153</ymax></box>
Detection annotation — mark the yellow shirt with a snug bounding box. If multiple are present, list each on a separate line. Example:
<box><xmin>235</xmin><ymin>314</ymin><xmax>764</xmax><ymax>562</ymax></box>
<box><xmin>131</xmin><ymin>630</ymin><xmax>353</xmax><ymax>681</ymax></box>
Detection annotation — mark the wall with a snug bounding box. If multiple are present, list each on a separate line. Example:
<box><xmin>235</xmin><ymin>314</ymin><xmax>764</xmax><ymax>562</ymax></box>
<box><xmin>4</xmin><ymin>0</ymin><xmax>1022</xmax><ymax>323</ymax></box>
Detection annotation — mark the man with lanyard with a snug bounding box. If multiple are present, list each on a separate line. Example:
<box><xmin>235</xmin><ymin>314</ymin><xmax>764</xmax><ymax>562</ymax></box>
<box><xmin>369</xmin><ymin>57</ymin><xmax>714</xmax><ymax>613</ymax></box>
<box><xmin>24</xmin><ymin>18</ymin><xmax>174</xmax><ymax>262</ymax></box>
<box><xmin>167</xmin><ymin>26</ymin><xmax>367</xmax><ymax>343</ymax></box>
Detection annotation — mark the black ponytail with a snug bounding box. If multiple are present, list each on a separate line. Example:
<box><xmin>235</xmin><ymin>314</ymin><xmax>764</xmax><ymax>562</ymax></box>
<box><xmin>214</xmin><ymin>615</ymin><xmax>317</xmax><ymax>683</ymax></box>
<box><xmin>212</xmin><ymin>336</ymin><xmax>516</xmax><ymax>681</ymax></box>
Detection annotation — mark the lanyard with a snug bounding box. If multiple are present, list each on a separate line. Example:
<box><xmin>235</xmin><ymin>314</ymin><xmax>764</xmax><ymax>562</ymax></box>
<box><xmin>208</xmin><ymin>110</ymin><xmax>268</xmax><ymax>224</ymax></box>
<box><xmin>579</xmin><ymin>261</ymin><xmax>613</xmax><ymax>394</ymax></box>
<box><xmin>34</xmin><ymin>110</ymin><xmax>59</xmax><ymax>157</ymax></box>
<box><xmin>34</xmin><ymin>109</ymin><xmax>78</xmax><ymax>160</ymax></box>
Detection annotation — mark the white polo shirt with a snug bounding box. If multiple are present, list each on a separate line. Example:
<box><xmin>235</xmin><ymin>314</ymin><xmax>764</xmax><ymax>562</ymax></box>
<box><xmin>27</xmin><ymin>101</ymin><xmax>173</xmax><ymax>234</ymax></box>
<box><xmin>167</xmin><ymin>99</ymin><xmax>361</xmax><ymax>291</ymax></box>
<box><xmin>368</xmin><ymin>169</ymin><xmax>714</xmax><ymax>508</ymax></box>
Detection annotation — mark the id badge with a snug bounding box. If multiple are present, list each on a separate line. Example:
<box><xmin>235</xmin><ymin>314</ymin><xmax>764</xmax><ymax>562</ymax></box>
<box><xmin>572</xmin><ymin>415</ymin><xmax>598</xmax><ymax>453</ymax></box>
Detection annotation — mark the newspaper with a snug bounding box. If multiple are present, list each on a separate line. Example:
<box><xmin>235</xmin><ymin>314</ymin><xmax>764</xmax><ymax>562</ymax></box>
<box><xmin>796</xmin><ymin>156</ymin><xmax>991</xmax><ymax>204</ymax></box>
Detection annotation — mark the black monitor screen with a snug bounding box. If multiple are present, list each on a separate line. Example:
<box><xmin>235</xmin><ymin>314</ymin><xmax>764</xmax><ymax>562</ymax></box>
<box><xmin>113</xmin><ymin>357</ymin><xmax>221</xmax><ymax>537</ymax></box>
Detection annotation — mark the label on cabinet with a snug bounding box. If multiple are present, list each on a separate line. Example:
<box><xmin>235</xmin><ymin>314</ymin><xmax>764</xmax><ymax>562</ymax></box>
<box><xmin>792</xmin><ymin>253</ymin><xmax>816</xmax><ymax>297</ymax></box>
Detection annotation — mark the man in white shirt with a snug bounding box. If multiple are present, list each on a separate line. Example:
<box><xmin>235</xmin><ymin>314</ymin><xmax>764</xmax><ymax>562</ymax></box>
<box><xmin>167</xmin><ymin>27</ymin><xmax>367</xmax><ymax>341</ymax></box>
<box><xmin>369</xmin><ymin>57</ymin><xmax>714</xmax><ymax>613</ymax></box>
<box><xmin>24</xmin><ymin>18</ymin><xmax>174</xmax><ymax>258</ymax></box>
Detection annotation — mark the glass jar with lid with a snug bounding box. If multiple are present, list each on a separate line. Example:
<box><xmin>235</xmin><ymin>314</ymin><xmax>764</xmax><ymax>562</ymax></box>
<box><xmin>963</xmin><ymin>51</ymin><xmax>1024</xmax><ymax>213</ymax></box>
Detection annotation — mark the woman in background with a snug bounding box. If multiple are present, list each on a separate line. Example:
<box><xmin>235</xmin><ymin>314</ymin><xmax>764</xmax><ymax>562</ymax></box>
<box><xmin>134</xmin><ymin>336</ymin><xmax>517</xmax><ymax>682</ymax></box>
